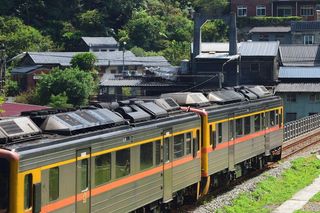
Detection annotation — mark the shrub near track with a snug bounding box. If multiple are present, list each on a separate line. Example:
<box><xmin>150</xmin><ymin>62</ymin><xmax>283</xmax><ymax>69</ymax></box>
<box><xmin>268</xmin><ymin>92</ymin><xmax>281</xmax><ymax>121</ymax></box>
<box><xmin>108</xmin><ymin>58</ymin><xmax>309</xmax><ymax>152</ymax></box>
<box><xmin>216</xmin><ymin>156</ymin><xmax>320</xmax><ymax>213</ymax></box>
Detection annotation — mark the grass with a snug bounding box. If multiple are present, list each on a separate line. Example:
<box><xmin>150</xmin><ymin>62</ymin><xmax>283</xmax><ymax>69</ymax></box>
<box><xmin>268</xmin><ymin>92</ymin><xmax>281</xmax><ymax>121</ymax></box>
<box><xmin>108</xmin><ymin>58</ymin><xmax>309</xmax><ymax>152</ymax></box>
<box><xmin>310</xmin><ymin>192</ymin><xmax>320</xmax><ymax>202</ymax></box>
<box><xmin>215</xmin><ymin>156</ymin><xmax>320</xmax><ymax>213</ymax></box>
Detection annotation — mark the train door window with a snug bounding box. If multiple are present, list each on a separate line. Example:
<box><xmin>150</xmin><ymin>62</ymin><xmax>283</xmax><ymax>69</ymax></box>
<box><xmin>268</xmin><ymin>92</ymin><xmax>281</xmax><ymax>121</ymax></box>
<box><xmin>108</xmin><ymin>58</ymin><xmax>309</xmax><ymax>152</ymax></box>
<box><xmin>49</xmin><ymin>167</ymin><xmax>59</xmax><ymax>201</ymax></box>
<box><xmin>270</xmin><ymin>111</ymin><xmax>276</xmax><ymax>126</ymax></box>
<box><xmin>229</xmin><ymin>121</ymin><xmax>234</xmax><ymax>140</ymax></box>
<box><xmin>24</xmin><ymin>174</ymin><xmax>32</xmax><ymax>210</ymax></box>
<box><xmin>217</xmin><ymin>123</ymin><xmax>222</xmax><ymax>143</ymax></box>
<box><xmin>80</xmin><ymin>159</ymin><xmax>89</xmax><ymax>191</ymax></box>
<box><xmin>174</xmin><ymin>134</ymin><xmax>185</xmax><ymax>159</ymax></box>
<box><xmin>209</xmin><ymin>125</ymin><xmax>213</xmax><ymax>146</ymax></box>
<box><xmin>244</xmin><ymin>116</ymin><xmax>251</xmax><ymax>135</ymax></box>
<box><xmin>164</xmin><ymin>138</ymin><xmax>170</xmax><ymax>162</ymax></box>
<box><xmin>95</xmin><ymin>153</ymin><xmax>111</xmax><ymax>186</ymax></box>
<box><xmin>140</xmin><ymin>142</ymin><xmax>153</xmax><ymax>170</ymax></box>
<box><xmin>275</xmin><ymin>110</ymin><xmax>279</xmax><ymax>125</ymax></box>
<box><xmin>186</xmin><ymin>132</ymin><xmax>192</xmax><ymax>155</ymax></box>
<box><xmin>196</xmin><ymin>130</ymin><xmax>200</xmax><ymax>151</ymax></box>
<box><xmin>155</xmin><ymin>140</ymin><xmax>161</xmax><ymax>165</ymax></box>
<box><xmin>262</xmin><ymin>113</ymin><xmax>266</xmax><ymax>129</ymax></box>
<box><xmin>254</xmin><ymin>114</ymin><xmax>261</xmax><ymax>132</ymax></box>
<box><xmin>236</xmin><ymin>118</ymin><xmax>243</xmax><ymax>137</ymax></box>
<box><xmin>280</xmin><ymin>109</ymin><xmax>283</xmax><ymax>126</ymax></box>
<box><xmin>0</xmin><ymin>158</ymin><xmax>9</xmax><ymax>212</ymax></box>
<box><xmin>116</xmin><ymin>148</ymin><xmax>131</xmax><ymax>178</ymax></box>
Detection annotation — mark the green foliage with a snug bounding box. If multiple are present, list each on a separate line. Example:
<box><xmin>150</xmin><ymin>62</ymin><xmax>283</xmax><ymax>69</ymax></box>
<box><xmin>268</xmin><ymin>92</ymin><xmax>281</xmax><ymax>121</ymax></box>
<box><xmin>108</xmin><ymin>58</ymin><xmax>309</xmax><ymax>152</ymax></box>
<box><xmin>202</xmin><ymin>20</ymin><xmax>228</xmax><ymax>42</ymax></box>
<box><xmin>4</xmin><ymin>79</ymin><xmax>19</xmax><ymax>96</ymax></box>
<box><xmin>217</xmin><ymin>156</ymin><xmax>320</xmax><ymax>213</ymax></box>
<box><xmin>237</xmin><ymin>16</ymin><xmax>302</xmax><ymax>28</ymax></box>
<box><xmin>71</xmin><ymin>52</ymin><xmax>97</xmax><ymax>71</ymax></box>
<box><xmin>36</xmin><ymin>67</ymin><xmax>95</xmax><ymax>106</ymax></box>
<box><xmin>78</xmin><ymin>10</ymin><xmax>105</xmax><ymax>35</ymax></box>
<box><xmin>161</xmin><ymin>41</ymin><xmax>190</xmax><ymax>65</ymax></box>
<box><xmin>49</xmin><ymin>92</ymin><xmax>73</xmax><ymax>108</ymax></box>
<box><xmin>0</xmin><ymin>16</ymin><xmax>53</xmax><ymax>58</ymax></box>
<box><xmin>15</xmin><ymin>90</ymin><xmax>39</xmax><ymax>105</ymax></box>
<box><xmin>193</xmin><ymin>0</ymin><xmax>228</xmax><ymax>14</ymax></box>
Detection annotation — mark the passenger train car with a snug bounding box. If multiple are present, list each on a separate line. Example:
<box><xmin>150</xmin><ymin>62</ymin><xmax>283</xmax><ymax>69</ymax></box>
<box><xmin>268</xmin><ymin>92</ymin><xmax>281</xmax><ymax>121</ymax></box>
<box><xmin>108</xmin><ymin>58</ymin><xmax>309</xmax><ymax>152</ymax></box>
<box><xmin>0</xmin><ymin>85</ymin><xmax>283</xmax><ymax>213</ymax></box>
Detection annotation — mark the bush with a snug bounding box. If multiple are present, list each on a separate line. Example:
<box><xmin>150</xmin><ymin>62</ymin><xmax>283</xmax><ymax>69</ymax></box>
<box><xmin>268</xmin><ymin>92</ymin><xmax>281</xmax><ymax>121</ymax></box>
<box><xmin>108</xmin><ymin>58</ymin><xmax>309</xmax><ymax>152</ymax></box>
<box><xmin>15</xmin><ymin>90</ymin><xmax>39</xmax><ymax>105</ymax></box>
<box><xmin>237</xmin><ymin>16</ymin><xmax>302</xmax><ymax>28</ymax></box>
<box><xmin>49</xmin><ymin>92</ymin><xmax>73</xmax><ymax>109</ymax></box>
<box><xmin>5</xmin><ymin>79</ymin><xmax>19</xmax><ymax>96</ymax></box>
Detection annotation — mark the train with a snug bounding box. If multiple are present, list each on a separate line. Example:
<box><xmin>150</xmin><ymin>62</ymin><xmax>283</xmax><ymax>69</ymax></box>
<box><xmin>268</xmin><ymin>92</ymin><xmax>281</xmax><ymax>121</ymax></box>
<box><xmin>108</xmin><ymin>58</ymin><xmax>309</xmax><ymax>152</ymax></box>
<box><xmin>0</xmin><ymin>85</ymin><xmax>283</xmax><ymax>213</ymax></box>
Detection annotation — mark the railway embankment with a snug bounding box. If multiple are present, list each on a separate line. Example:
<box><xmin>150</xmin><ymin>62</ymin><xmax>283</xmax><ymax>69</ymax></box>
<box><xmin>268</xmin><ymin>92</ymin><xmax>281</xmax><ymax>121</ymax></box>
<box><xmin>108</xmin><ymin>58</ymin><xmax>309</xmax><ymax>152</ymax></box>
<box><xmin>194</xmin><ymin>152</ymin><xmax>320</xmax><ymax>213</ymax></box>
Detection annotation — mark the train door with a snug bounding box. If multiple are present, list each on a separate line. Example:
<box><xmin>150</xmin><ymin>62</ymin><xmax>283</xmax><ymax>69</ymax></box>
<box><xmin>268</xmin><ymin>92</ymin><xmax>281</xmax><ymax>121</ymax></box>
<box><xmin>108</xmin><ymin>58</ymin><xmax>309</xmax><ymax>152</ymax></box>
<box><xmin>228</xmin><ymin>119</ymin><xmax>235</xmax><ymax>171</ymax></box>
<box><xmin>76</xmin><ymin>148</ymin><xmax>91</xmax><ymax>213</ymax></box>
<box><xmin>163</xmin><ymin>129</ymin><xmax>173</xmax><ymax>203</ymax></box>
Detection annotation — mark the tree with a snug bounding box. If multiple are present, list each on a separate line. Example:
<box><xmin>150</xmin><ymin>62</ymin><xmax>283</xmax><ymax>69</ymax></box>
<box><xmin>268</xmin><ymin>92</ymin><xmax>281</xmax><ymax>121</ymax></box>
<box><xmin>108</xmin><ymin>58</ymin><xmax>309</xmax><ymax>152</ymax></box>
<box><xmin>0</xmin><ymin>16</ymin><xmax>53</xmax><ymax>58</ymax></box>
<box><xmin>36</xmin><ymin>67</ymin><xmax>95</xmax><ymax>106</ymax></box>
<box><xmin>161</xmin><ymin>41</ymin><xmax>190</xmax><ymax>65</ymax></box>
<box><xmin>193</xmin><ymin>0</ymin><xmax>228</xmax><ymax>14</ymax></box>
<box><xmin>202</xmin><ymin>20</ymin><xmax>228</xmax><ymax>42</ymax></box>
<box><xmin>49</xmin><ymin>92</ymin><xmax>73</xmax><ymax>108</ymax></box>
<box><xmin>78</xmin><ymin>10</ymin><xmax>105</xmax><ymax>36</ymax></box>
<box><xmin>71</xmin><ymin>52</ymin><xmax>97</xmax><ymax>71</ymax></box>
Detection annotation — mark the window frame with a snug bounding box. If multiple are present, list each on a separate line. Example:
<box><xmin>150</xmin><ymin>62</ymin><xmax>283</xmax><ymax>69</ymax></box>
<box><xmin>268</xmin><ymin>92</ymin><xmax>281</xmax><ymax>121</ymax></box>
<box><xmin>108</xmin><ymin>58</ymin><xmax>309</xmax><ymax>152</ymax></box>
<box><xmin>309</xmin><ymin>93</ymin><xmax>320</xmax><ymax>103</ymax></box>
<box><xmin>94</xmin><ymin>153</ymin><xmax>112</xmax><ymax>186</ymax></box>
<box><xmin>173</xmin><ymin>134</ymin><xmax>185</xmax><ymax>159</ymax></box>
<box><xmin>24</xmin><ymin>174</ymin><xmax>32</xmax><ymax>210</ymax></box>
<box><xmin>286</xmin><ymin>93</ymin><xmax>296</xmax><ymax>102</ymax></box>
<box><xmin>237</xmin><ymin>6</ymin><xmax>247</xmax><ymax>17</ymax></box>
<box><xmin>256</xmin><ymin>5</ymin><xmax>266</xmax><ymax>16</ymax></box>
<box><xmin>49</xmin><ymin>167</ymin><xmax>59</xmax><ymax>202</ymax></box>
<box><xmin>304</xmin><ymin>35</ymin><xmax>314</xmax><ymax>45</ymax></box>
<box><xmin>277</xmin><ymin>6</ymin><xmax>292</xmax><ymax>16</ymax></box>
<box><xmin>140</xmin><ymin>142</ymin><xmax>154</xmax><ymax>171</ymax></box>
<box><xmin>115</xmin><ymin>148</ymin><xmax>131</xmax><ymax>179</ymax></box>
<box><xmin>300</xmin><ymin>5</ymin><xmax>314</xmax><ymax>16</ymax></box>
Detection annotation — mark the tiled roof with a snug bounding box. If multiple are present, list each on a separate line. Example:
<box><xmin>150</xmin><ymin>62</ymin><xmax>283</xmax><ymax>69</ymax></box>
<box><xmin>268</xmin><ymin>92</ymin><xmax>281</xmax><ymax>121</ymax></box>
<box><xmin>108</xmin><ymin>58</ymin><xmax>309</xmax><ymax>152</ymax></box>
<box><xmin>291</xmin><ymin>21</ymin><xmax>320</xmax><ymax>32</ymax></box>
<box><xmin>0</xmin><ymin>102</ymin><xmax>50</xmax><ymax>117</ymax></box>
<box><xmin>100</xmin><ymin>79</ymin><xmax>174</xmax><ymax>87</ymax></box>
<box><xmin>135</xmin><ymin>56</ymin><xmax>171</xmax><ymax>67</ymax></box>
<box><xmin>279</xmin><ymin>67</ymin><xmax>320</xmax><ymax>78</ymax></box>
<box><xmin>238</xmin><ymin>41</ymin><xmax>279</xmax><ymax>56</ymax></box>
<box><xmin>249</xmin><ymin>26</ymin><xmax>291</xmax><ymax>33</ymax></box>
<box><xmin>279</xmin><ymin>45</ymin><xmax>320</xmax><ymax>66</ymax></box>
<box><xmin>11</xmin><ymin>65</ymin><xmax>44</xmax><ymax>74</ymax></box>
<box><xmin>275</xmin><ymin>83</ymin><xmax>320</xmax><ymax>93</ymax></box>
<box><xmin>81</xmin><ymin>37</ymin><xmax>118</xmax><ymax>47</ymax></box>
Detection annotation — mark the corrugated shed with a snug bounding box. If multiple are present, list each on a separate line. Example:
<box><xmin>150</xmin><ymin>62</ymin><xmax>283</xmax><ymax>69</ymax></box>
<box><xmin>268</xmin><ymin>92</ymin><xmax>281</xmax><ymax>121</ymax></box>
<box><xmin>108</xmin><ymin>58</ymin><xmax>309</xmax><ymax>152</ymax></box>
<box><xmin>238</xmin><ymin>41</ymin><xmax>279</xmax><ymax>56</ymax></box>
<box><xmin>81</xmin><ymin>37</ymin><xmax>118</xmax><ymax>47</ymax></box>
<box><xmin>279</xmin><ymin>67</ymin><xmax>320</xmax><ymax>78</ymax></box>
<box><xmin>279</xmin><ymin>45</ymin><xmax>320</xmax><ymax>66</ymax></box>
<box><xmin>249</xmin><ymin>26</ymin><xmax>291</xmax><ymax>33</ymax></box>
<box><xmin>275</xmin><ymin>83</ymin><xmax>320</xmax><ymax>92</ymax></box>
<box><xmin>291</xmin><ymin>21</ymin><xmax>320</xmax><ymax>32</ymax></box>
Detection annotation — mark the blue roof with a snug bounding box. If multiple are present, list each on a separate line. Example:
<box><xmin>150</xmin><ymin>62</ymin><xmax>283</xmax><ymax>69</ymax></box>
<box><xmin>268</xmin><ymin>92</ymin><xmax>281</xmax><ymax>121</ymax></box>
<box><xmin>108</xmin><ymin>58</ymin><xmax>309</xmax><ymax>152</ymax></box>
<box><xmin>279</xmin><ymin>67</ymin><xmax>320</xmax><ymax>78</ymax></box>
<box><xmin>11</xmin><ymin>65</ymin><xmax>44</xmax><ymax>74</ymax></box>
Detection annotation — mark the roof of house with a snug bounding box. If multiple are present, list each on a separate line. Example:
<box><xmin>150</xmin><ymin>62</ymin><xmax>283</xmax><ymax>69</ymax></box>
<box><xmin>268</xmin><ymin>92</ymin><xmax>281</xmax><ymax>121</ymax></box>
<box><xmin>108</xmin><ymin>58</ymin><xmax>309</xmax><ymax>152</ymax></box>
<box><xmin>99</xmin><ymin>79</ymin><xmax>175</xmax><ymax>87</ymax></box>
<box><xmin>81</xmin><ymin>37</ymin><xmax>118</xmax><ymax>47</ymax></box>
<box><xmin>291</xmin><ymin>21</ymin><xmax>320</xmax><ymax>32</ymax></box>
<box><xmin>238</xmin><ymin>41</ymin><xmax>280</xmax><ymax>56</ymax></box>
<box><xmin>11</xmin><ymin>65</ymin><xmax>45</xmax><ymax>74</ymax></box>
<box><xmin>26</xmin><ymin>51</ymin><xmax>141</xmax><ymax>66</ymax></box>
<box><xmin>0</xmin><ymin>102</ymin><xmax>50</xmax><ymax>117</ymax></box>
<box><xmin>199</xmin><ymin>42</ymin><xmax>230</xmax><ymax>53</ymax></box>
<box><xmin>249</xmin><ymin>26</ymin><xmax>291</xmax><ymax>33</ymax></box>
<box><xmin>275</xmin><ymin>83</ymin><xmax>320</xmax><ymax>93</ymax></box>
<box><xmin>279</xmin><ymin>45</ymin><xmax>320</xmax><ymax>66</ymax></box>
<box><xmin>279</xmin><ymin>66</ymin><xmax>320</xmax><ymax>78</ymax></box>
<box><xmin>135</xmin><ymin>56</ymin><xmax>171</xmax><ymax>67</ymax></box>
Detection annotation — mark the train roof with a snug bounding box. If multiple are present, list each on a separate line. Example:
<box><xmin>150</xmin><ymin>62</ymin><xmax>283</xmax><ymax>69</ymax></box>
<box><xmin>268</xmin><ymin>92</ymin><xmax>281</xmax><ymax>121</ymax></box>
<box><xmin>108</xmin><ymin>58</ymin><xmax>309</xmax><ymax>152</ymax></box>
<box><xmin>0</xmin><ymin>85</ymin><xmax>281</xmax><ymax>152</ymax></box>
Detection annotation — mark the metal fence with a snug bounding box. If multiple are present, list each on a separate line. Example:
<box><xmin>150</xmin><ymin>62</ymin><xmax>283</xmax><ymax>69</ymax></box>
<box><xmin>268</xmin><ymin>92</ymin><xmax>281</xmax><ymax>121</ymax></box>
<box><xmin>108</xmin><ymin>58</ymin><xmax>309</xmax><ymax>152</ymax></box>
<box><xmin>284</xmin><ymin>114</ymin><xmax>320</xmax><ymax>141</ymax></box>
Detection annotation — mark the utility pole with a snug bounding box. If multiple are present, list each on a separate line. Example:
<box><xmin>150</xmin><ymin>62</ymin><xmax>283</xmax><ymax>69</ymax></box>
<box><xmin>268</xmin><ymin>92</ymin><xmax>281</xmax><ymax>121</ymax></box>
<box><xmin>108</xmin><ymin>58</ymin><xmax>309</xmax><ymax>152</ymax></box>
<box><xmin>0</xmin><ymin>44</ymin><xmax>6</xmax><ymax>93</ymax></box>
<box><xmin>122</xmin><ymin>41</ymin><xmax>126</xmax><ymax>74</ymax></box>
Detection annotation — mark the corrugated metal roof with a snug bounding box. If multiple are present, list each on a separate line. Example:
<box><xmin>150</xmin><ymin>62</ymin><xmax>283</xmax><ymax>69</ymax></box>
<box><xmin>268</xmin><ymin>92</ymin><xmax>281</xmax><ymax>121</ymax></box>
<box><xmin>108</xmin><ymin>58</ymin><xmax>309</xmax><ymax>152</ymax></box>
<box><xmin>238</xmin><ymin>41</ymin><xmax>279</xmax><ymax>56</ymax></box>
<box><xmin>279</xmin><ymin>45</ymin><xmax>320</xmax><ymax>66</ymax></box>
<box><xmin>200</xmin><ymin>42</ymin><xmax>230</xmax><ymax>53</ymax></box>
<box><xmin>100</xmin><ymin>79</ymin><xmax>174</xmax><ymax>87</ymax></box>
<box><xmin>81</xmin><ymin>37</ymin><xmax>118</xmax><ymax>47</ymax></box>
<box><xmin>135</xmin><ymin>56</ymin><xmax>171</xmax><ymax>67</ymax></box>
<box><xmin>279</xmin><ymin>66</ymin><xmax>320</xmax><ymax>78</ymax></box>
<box><xmin>11</xmin><ymin>65</ymin><xmax>44</xmax><ymax>74</ymax></box>
<box><xmin>275</xmin><ymin>83</ymin><xmax>320</xmax><ymax>92</ymax></box>
<box><xmin>291</xmin><ymin>21</ymin><xmax>320</xmax><ymax>32</ymax></box>
<box><xmin>0</xmin><ymin>102</ymin><xmax>50</xmax><ymax>117</ymax></box>
<box><xmin>249</xmin><ymin>26</ymin><xmax>291</xmax><ymax>33</ymax></box>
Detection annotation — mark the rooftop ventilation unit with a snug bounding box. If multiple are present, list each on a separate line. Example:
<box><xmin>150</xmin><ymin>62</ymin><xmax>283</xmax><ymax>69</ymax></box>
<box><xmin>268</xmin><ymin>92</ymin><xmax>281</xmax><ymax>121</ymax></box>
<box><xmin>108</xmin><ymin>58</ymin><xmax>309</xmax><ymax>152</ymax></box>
<box><xmin>153</xmin><ymin>98</ymin><xmax>180</xmax><ymax>111</ymax></box>
<box><xmin>41</xmin><ymin>109</ymin><xmax>125</xmax><ymax>135</ymax></box>
<box><xmin>136</xmin><ymin>102</ymin><xmax>168</xmax><ymax>119</ymax></box>
<box><xmin>0</xmin><ymin>117</ymin><xmax>42</xmax><ymax>144</ymax></box>
<box><xmin>115</xmin><ymin>105</ymin><xmax>151</xmax><ymax>123</ymax></box>
<box><xmin>246</xmin><ymin>85</ymin><xmax>272</xmax><ymax>98</ymax></box>
<box><xmin>161</xmin><ymin>92</ymin><xmax>210</xmax><ymax>107</ymax></box>
<box><xmin>208</xmin><ymin>89</ymin><xmax>245</xmax><ymax>104</ymax></box>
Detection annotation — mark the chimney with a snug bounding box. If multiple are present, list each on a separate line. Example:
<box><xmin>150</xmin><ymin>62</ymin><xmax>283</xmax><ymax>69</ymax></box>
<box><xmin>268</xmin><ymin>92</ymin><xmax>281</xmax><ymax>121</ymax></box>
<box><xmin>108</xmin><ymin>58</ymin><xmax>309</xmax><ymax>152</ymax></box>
<box><xmin>229</xmin><ymin>12</ymin><xmax>237</xmax><ymax>55</ymax></box>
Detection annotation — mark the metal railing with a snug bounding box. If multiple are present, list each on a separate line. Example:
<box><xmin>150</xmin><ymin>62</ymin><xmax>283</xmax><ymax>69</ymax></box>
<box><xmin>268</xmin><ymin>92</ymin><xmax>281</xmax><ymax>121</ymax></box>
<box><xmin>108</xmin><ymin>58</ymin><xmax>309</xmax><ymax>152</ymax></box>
<box><xmin>284</xmin><ymin>114</ymin><xmax>320</xmax><ymax>141</ymax></box>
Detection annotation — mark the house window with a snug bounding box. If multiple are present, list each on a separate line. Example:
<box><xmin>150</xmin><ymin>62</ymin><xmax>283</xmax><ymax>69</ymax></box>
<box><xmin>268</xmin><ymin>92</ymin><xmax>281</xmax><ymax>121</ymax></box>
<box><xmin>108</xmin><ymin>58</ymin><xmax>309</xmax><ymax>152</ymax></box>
<box><xmin>310</xmin><ymin>93</ymin><xmax>320</xmax><ymax>102</ymax></box>
<box><xmin>286</xmin><ymin>113</ymin><xmax>297</xmax><ymax>122</ymax></box>
<box><xmin>237</xmin><ymin>6</ymin><xmax>247</xmax><ymax>17</ymax></box>
<box><xmin>304</xmin><ymin>35</ymin><xmax>314</xmax><ymax>45</ymax></box>
<box><xmin>250</xmin><ymin>63</ymin><xmax>260</xmax><ymax>73</ymax></box>
<box><xmin>301</xmin><ymin>6</ymin><xmax>314</xmax><ymax>16</ymax></box>
<box><xmin>256</xmin><ymin>5</ymin><xmax>266</xmax><ymax>16</ymax></box>
<box><xmin>287</xmin><ymin>94</ymin><xmax>296</xmax><ymax>102</ymax></box>
<box><xmin>277</xmin><ymin>6</ymin><xmax>292</xmax><ymax>16</ymax></box>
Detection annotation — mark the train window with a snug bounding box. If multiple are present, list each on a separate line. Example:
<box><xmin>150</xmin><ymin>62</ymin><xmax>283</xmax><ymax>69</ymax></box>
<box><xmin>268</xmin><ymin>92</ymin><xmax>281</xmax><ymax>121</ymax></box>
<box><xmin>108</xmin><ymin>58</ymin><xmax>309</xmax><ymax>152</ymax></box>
<box><xmin>236</xmin><ymin>118</ymin><xmax>243</xmax><ymax>137</ymax></box>
<box><xmin>49</xmin><ymin>167</ymin><xmax>59</xmax><ymax>201</ymax></box>
<box><xmin>95</xmin><ymin>153</ymin><xmax>111</xmax><ymax>186</ymax></box>
<box><xmin>174</xmin><ymin>134</ymin><xmax>185</xmax><ymax>159</ymax></box>
<box><xmin>217</xmin><ymin>123</ymin><xmax>222</xmax><ymax>143</ymax></box>
<box><xmin>155</xmin><ymin>140</ymin><xmax>161</xmax><ymax>165</ymax></box>
<box><xmin>254</xmin><ymin>114</ymin><xmax>261</xmax><ymax>132</ymax></box>
<box><xmin>229</xmin><ymin>121</ymin><xmax>234</xmax><ymax>140</ymax></box>
<box><xmin>80</xmin><ymin>159</ymin><xmax>89</xmax><ymax>191</ymax></box>
<box><xmin>24</xmin><ymin>174</ymin><xmax>32</xmax><ymax>209</ymax></box>
<box><xmin>209</xmin><ymin>125</ymin><xmax>213</xmax><ymax>146</ymax></box>
<box><xmin>140</xmin><ymin>143</ymin><xmax>153</xmax><ymax>170</ymax></box>
<box><xmin>270</xmin><ymin>111</ymin><xmax>276</xmax><ymax>126</ymax></box>
<box><xmin>0</xmin><ymin>158</ymin><xmax>9</xmax><ymax>212</ymax></box>
<box><xmin>275</xmin><ymin>110</ymin><xmax>279</xmax><ymax>125</ymax></box>
<box><xmin>116</xmin><ymin>148</ymin><xmax>130</xmax><ymax>178</ymax></box>
<box><xmin>186</xmin><ymin>132</ymin><xmax>192</xmax><ymax>155</ymax></box>
<box><xmin>164</xmin><ymin>138</ymin><xmax>170</xmax><ymax>162</ymax></box>
<box><xmin>244</xmin><ymin>117</ymin><xmax>251</xmax><ymax>135</ymax></box>
<box><xmin>196</xmin><ymin>130</ymin><xmax>200</xmax><ymax>151</ymax></box>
